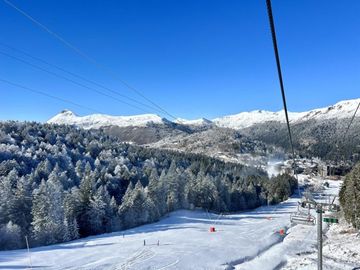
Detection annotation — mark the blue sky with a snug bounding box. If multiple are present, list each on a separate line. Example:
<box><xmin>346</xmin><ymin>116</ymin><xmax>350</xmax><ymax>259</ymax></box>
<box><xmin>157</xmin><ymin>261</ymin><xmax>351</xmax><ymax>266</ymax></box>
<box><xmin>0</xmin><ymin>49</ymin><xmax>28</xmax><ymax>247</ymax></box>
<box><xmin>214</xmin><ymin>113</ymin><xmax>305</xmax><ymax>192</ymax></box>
<box><xmin>0</xmin><ymin>0</ymin><xmax>359</xmax><ymax>122</ymax></box>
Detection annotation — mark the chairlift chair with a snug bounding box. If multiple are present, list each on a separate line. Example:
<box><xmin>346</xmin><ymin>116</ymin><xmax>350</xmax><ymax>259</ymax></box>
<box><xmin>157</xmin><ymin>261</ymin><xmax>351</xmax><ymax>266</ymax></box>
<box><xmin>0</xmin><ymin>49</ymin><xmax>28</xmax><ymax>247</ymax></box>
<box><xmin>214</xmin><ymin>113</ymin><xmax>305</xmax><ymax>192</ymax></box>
<box><xmin>290</xmin><ymin>211</ymin><xmax>316</xmax><ymax>226</ymax></box>
<box><xmin>291</xmin><ymin>203</ymin><xmax>316</xmax><ymax>226</ymax></box>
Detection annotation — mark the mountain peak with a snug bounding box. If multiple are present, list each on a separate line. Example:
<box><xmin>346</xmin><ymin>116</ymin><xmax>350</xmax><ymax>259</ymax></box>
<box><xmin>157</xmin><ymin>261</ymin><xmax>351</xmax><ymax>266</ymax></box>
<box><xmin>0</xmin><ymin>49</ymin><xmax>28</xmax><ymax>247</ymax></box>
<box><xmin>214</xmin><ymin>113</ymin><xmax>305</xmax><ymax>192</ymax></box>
<box><xmin>48</xmin><ymin>111</ymin><xmax>167</xmax><ymax>129</ymax></box>
<box><xmin>60</xmin><ymin>109</ymin><xmax>77</xmax><ymax>116</ymax></box>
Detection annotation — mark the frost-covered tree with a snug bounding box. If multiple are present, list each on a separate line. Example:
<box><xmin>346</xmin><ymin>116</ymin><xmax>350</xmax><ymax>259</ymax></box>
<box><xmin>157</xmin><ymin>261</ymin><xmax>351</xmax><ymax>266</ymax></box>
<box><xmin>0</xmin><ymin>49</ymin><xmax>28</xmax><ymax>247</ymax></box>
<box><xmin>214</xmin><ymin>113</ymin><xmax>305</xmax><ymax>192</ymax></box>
<box><xmin>11</xmin><ymin>176</ymin><xmax>32</xmax><ymax>233</ymax></box>
<box><xmin>340</xmin><ymin>163</ymin><xmax>360</xmax><ymax>229</ymax></box>
<box><xmin>31</xmin><ymin>177</ymin><xmax>65</xmax><ymax>245</ymax></box>
<box><xmin>0</xmin><ymin>221</ymin><xmax>22</xmax><ymax>250</ymax></box>
<box><xmin>87</xmin><ymin>186</ymin><xmax>108</xmax><ymax>234</ymax></box>
<box><xmin>0</xmin><ymin>121</ymin><xmax>297</xmax><ymax>249</ymax></box>
<box><xmin>109</xmin><ymin>196</ymin><xmax>121</xmax><ymax>231</ymax></box>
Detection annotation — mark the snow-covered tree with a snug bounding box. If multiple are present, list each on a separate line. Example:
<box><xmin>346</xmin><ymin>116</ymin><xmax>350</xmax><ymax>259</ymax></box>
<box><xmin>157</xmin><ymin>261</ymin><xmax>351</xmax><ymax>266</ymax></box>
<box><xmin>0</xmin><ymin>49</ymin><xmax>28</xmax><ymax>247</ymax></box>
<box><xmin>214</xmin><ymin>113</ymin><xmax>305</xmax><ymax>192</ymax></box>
<box><xmin>0</xmin><ymin>221</ymin><xmax>22</xmax><ymax>250</ymax></box>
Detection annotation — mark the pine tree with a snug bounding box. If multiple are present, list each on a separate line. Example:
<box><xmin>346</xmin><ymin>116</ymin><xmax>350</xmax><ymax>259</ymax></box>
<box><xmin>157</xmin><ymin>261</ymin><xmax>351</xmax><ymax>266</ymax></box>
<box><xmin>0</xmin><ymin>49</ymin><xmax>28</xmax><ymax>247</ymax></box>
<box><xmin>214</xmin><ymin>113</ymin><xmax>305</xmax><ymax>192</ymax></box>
<box><xmin>109</xmin><ymin>196</ymin><xmax>121</xmax><ymax>231</ymax></box>
<box><xmin>34</xmin><ymin>159</ymin><xmax>52</xmax><ymax>182</ymax></box>
<box><xmin>87</xmin><ymin>186</ymin><xmax>108</xmax><ymax>234</ymax></box>
<box><xmin>0</xmin><ymin>221</ymin><xmax>22</xmax><ymax>250</ymax></box>
<box><xmin>340</xmin><ymin>163</ymin><xmax>360</xmax><ymax>228</ymax></box>
<box><xmin>31</xmin><ymin>180</ymin><xmax>51</xmax><ymax>244</ymax></box>
<box><xmin>146</xmin><ymin>168</ymin><xmax>162</xmax><ymax>219</ymax></box>
<box><xmin>31</xmin><ymin>176</ymin><xmax>66</xmax><ymax>245</ymax></box>
<box><xmin>11</xmin><ymin>176</ymin><xmax>32</xmax><ymax>234</ymax></box>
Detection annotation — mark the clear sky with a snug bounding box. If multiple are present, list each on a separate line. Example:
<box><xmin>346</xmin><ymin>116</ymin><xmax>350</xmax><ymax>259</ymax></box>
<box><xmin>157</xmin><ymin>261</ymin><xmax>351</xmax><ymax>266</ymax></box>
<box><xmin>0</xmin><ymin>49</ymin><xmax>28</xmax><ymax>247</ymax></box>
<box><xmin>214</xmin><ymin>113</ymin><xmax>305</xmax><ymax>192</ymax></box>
<box><xmin>0</xmin><ymin>0</ymin><xmax>359</xmax><ymax>122</ymax></box>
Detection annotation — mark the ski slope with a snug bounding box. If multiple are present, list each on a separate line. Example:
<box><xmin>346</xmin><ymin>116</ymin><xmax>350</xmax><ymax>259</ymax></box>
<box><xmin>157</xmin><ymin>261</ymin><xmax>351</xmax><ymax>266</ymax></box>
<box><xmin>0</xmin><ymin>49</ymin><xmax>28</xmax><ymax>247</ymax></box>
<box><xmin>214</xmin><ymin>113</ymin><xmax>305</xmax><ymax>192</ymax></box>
<box><xmin>0</xmin><ymin>179</ymin><xmax>353</xmax><ymax>270</ymax></box>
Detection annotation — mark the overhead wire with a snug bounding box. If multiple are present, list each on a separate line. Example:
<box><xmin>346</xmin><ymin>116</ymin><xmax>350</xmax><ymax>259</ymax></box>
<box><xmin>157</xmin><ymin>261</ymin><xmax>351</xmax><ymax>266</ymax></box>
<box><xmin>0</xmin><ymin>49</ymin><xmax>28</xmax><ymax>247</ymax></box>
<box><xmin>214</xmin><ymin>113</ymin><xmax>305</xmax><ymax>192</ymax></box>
<box><xmin>0</xmin><ymin>50</ymin><xmax>150</xmax><ymax>114</ymax></box>
<box><xmin>344</xmin><ymin>101</ymin><xmax>360</xmax><ymax>138</ymax></box>
<box><xmin>0</xmin><ymin>42</ymin><xmax>165</xmax><ymax>115</ymax></box>
<box><xmin>266</xmin><ymin>0</ymin><xmax>300</xmax><ymax>196</ymax></box>
<box><xmin>3</xmin><ymin>0</ymin><xmax>177</xmax><ymax>120</ymax></box>
<box><xmin>0</xmin><ymin>78</ymin><xmax>101</xmax><ymax>114</ymax></box>
<box><xmin>332</xmin><ymin>100</ymin><xmax>360</xmax><ymax>173</ymax></box>
<box><xmin>266</xmin><ymin>0</ymin><xmax>296</xmax><ymax>163</ymax></box>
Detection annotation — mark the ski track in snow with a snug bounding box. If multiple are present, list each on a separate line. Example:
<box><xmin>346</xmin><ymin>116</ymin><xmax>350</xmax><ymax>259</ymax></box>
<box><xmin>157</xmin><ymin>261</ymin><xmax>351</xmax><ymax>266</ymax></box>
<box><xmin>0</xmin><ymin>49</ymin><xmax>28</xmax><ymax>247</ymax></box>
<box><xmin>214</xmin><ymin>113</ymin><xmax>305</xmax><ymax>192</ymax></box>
<box><xmin>116</xmin><ymin>248</ymin><xmax>156</xmax><ymax>270</ymax></box>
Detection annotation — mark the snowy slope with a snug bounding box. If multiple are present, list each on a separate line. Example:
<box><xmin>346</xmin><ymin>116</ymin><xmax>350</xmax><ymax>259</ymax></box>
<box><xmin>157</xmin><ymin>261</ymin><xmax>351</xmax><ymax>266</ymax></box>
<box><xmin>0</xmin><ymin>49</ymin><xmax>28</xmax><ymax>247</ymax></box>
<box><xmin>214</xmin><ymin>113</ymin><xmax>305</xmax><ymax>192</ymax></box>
<box><xmin>0</xmin><ymin>176</ymin><xmax>356</xmax><ymax>270</ymax></box>
<box><xmin>214</xmin><ymin>98</ymin><xmax>360</xmax><ymax>129</ymax></box>
<box><xmin>47</xmin><ymin>98</ymin><xmax>360</xmax><ymax>130</ymax></box>
<box><xmin>48</xmin><ymin>110</ymin><xmax>168</xmax><ymax>129</ymax></box>
<box><xmin>294</xmin><ymin>98</ymin><xmax>360</xmax><ymax>122</ymax></box>
<box><xmin>235</xmin><ymin>179</ymin><xmax>355</xmax><ymax>270</ymax></box>
<box><xmin>0</xmin><ymin>200</ymin><xmax>298</xmax><ymax>270</ymax></box>
<box><xmin>213</xmin><ymin>110</ymin><xmax>305</xmax><ymax>129</ymax></box>
<box><xmin>175</xmin><ymin>117</ymin><xmax>213</xmax><ymax>126</ymax></box>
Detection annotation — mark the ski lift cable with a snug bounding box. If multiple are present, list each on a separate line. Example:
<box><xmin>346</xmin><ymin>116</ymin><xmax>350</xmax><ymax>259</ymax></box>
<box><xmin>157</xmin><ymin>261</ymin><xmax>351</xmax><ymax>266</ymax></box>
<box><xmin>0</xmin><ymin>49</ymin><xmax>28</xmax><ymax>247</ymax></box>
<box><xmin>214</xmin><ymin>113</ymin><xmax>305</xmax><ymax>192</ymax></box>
<box><xmin>344</xmin><ymin>101</ymin><xmax>360</xmax><ymax>137</ymax></box>
<box><xmin>0</xmin><ymin>78</ymin><xmax>102</xmax><ymax>114</ymax></box>
<box><xmin>0</xmin><ymin>50</ymin><xmax>150</xmax><ymax>114</ymax></box>
<box><xmin>266</xmin><ymin>0</ymin><xmax>296</xmax><ymax>164</ymax></box>
<box><xmin>266</xmin><ymin>0</ymin><xmax>299</xmax><ymax>191</ymax></box>
<box><xmin>332</xmin><ymin>101</ymin><xmax>360</xmax><ymax>174</ymax></box>
<box><xmin>265</xmin><ymin>0</ymin><xmax>308</xmax><ymax>238</ymax></box>
<box><xmin>3</xmin><ymin>0</ymin><xmax>178</xmax><ymax>121</ymax></box>
<box><xmin>0</xmin><ymin>42</ymin><xmax>166</xmax><ymax>115</ymax></box>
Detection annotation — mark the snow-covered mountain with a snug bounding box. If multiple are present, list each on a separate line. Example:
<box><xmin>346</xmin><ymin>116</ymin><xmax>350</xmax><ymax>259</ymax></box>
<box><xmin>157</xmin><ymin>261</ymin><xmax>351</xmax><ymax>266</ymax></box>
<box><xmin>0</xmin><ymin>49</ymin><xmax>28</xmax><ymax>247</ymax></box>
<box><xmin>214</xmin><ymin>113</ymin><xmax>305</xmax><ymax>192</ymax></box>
<box><xmin>293</xmin><ymin>98</ymin><xmax>360</xmax><ymax>123</ymax></box>
<box><xmin>48</xmin><ymin>98</ymin><xmax>360</xmax><ymax>130</ymax></box>
<box><xmin>47</xmin><ymin>110</ymin><xmax>169</xmax><ymax>129</ymax></box>
<box><xmin>213</xmin><ymin>110</ymin><xmax>305</xmax><ymax>129</ymax></box>
<box><xmin>214</xmin><ymin>98</ymin><xmax>360</xmax><ymax>130</ymax></box>
<box><xmin>175</xmin><ymin>117</ymin><xmax>213</xmax><ymax>126</ymax></box>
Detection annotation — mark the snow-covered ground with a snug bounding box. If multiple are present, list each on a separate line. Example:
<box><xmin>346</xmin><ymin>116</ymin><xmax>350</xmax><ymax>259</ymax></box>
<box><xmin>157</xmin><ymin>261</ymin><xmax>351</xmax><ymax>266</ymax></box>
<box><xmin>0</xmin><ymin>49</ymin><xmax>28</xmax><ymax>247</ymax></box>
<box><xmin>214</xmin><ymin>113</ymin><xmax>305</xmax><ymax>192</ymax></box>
<box><xmin>0</xmin><ymin>201</ymin><xmax>296</xmax><ymax>270</ymax></box>
<box><xmin>0</xmin><ymin>177</ymin><xmax>358</xmax><ymax>270</ymax></box>
<box><xmin>281</xmin><ymin>179</ymin><xmax>360</xmax><ymax>270</ymax></box>
<box><xmin>283</xmin><ymin>220</ymin><xmax>360</xmax><ymax>270</ymax></box>
<box><xmin>236</xmin><ymin>178</ymin><xmax>358</xmax><ymax>270</ymax></box>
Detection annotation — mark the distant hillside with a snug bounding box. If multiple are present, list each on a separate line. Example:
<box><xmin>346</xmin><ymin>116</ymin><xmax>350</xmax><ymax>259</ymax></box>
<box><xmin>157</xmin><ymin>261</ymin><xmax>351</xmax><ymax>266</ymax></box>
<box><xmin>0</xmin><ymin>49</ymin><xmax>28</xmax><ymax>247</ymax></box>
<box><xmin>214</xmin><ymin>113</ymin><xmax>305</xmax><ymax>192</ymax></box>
<box><xmin>49</xmin><ymin>99</ymin><xmax>360</xmax><ymax>130</ymax></box>
<box><xmin>47</xmin><ymin>98</ymin><xmax>360</xmax><ymax>162</ymax></box>
<box><xmin>242</xmin><ymin>117</ymin><xmax>360</xmax><ymax>161</ymax></box>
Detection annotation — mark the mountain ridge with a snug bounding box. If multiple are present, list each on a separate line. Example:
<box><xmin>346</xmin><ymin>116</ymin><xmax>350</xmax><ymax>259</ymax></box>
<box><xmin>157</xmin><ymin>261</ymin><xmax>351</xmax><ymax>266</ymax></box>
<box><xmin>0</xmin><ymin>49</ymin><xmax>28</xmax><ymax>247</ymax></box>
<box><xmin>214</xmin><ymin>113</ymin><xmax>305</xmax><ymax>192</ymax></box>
<box><xmin>47</xmin><ymin>98</ymin><xmax>360</xmax><ymax>130</ymax></box>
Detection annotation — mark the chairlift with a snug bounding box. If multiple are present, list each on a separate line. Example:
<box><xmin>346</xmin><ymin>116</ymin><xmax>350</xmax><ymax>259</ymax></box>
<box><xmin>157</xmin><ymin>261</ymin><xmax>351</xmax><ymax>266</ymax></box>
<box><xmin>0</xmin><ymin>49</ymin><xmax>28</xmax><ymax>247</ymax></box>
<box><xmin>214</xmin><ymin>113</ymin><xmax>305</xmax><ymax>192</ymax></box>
<box><xmin>300</xmin><ymin>199</ymin><xmax>316</xmax><ymax>209</ymax></box>
<box><xmin>322</xmin><ymin>203</ymin><xmax>340</xmax><ymax>212</ymax></box>
<box><xmin>290</xmin><ymin>211</ymin><xmax>316</xmax><ymax>226</ymax></box>
<box><xmin>290</xmin><ymin>203</ymin><xmax>316</xmax><ymax>226</ymax></box>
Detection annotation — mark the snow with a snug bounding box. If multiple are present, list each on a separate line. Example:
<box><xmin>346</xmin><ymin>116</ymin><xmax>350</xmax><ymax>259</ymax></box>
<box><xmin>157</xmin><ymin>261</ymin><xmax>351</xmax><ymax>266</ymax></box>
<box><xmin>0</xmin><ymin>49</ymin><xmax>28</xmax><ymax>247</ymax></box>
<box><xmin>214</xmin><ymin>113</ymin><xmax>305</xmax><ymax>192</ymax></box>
<box><xmin>0</xmin><ymin>176</ymin><xmax>357</xmax><ymax>270</ymax></box>
<box><xmin>265</xmin><ymin>159</ymin><xmax>284</xmax><ymax>177</ymax></box>
<box><xmin>0</xmin><ymin>198</ymin><xmax>301</xmax><ymax>269</ymax></box>
<box><xmin>175</xmin><ymin>118</ymin><xmax>213</xmax><ymax>126</ymax></box>
<box><xmin>213</xmin><ymin>98</ymin><xmax>360</xmax><ymax>130</ymax></box>
<box><xmin>295</xmin><ymin>98</ymin><xmax>360</xmax><ymax>123</ymax></box>
<box><xmin>281</xmin><ymin>180</ymin><xmax>360</xmax><ymax>270</ymax></box>
<box><xmin>47</xmin><ymin>110</ymin><xmax>167</xmax><ymax>129</ymax></box>
<box><xmin>213</xmin><ymin>110</ymin><xmax>305</xmax><ymax>129</ymax></box>
<box><xmin>47</xmin><ymin>98</ymin><xmax>360</xmax><ymax>130</ymax></box>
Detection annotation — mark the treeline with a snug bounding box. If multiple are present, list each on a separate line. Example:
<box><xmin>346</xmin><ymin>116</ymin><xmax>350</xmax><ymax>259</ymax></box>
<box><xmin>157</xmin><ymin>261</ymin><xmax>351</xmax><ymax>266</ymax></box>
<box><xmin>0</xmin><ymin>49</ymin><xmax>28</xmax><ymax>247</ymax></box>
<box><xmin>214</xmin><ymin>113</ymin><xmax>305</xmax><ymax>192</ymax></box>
<box><xmin>0</xmin><ymin>122</ymin><xmax>297</xmax><ymax>250</ymax></box>
<box><xmin>339</xmin><ymin>162</ymin><xmax>360</xmax><ymax>229</ymax></box>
